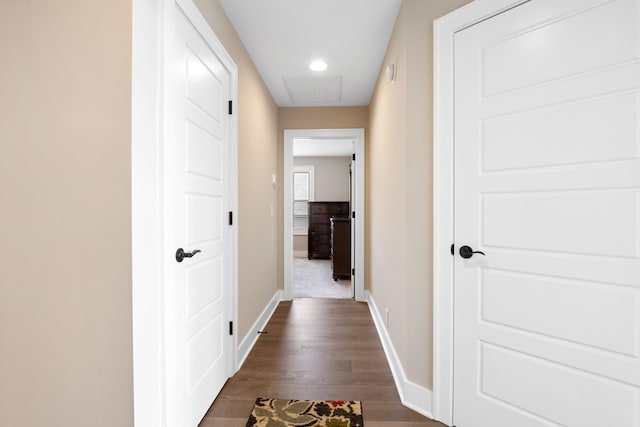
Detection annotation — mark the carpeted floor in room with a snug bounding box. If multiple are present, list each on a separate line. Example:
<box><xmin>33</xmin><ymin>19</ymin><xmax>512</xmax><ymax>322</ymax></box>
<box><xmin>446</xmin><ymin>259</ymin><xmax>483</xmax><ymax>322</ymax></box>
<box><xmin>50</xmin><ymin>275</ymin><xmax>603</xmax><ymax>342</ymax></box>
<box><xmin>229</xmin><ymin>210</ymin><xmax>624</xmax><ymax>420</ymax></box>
<box><xmin>292</xmin><ymin>257</ymin><xmax>351</xmax><ymax>299</ymax></box>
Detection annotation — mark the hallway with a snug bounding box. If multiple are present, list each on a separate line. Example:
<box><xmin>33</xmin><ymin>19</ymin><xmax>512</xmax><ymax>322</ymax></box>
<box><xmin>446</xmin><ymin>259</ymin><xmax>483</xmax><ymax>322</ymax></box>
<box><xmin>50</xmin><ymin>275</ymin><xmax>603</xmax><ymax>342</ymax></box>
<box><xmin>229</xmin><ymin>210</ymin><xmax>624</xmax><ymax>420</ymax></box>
<box><xmin>199</xmin><ymin>298</ymin><xmax>443</xmax><ymax>426</ymax></box>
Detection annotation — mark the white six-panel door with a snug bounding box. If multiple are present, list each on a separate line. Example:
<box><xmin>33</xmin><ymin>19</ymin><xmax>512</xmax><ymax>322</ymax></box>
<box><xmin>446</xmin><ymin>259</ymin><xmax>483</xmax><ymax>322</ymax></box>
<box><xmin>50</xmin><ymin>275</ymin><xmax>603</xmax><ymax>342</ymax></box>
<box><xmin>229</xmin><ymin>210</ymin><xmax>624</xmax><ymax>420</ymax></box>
<box><xmin>164</xmin><ymin>3</ymin><xmax>234</xmax><ymax>426</ymax></box>
<box><xmin>453</xmin><ymin>0</ymin><xmax>640</xmax><ymax>425</ymax></box>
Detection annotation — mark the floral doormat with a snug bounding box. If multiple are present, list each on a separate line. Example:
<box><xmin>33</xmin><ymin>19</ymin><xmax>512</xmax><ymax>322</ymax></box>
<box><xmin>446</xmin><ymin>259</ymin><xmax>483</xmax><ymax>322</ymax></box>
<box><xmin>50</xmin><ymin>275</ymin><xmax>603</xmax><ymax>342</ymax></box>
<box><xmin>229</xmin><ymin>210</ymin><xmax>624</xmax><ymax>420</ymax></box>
<box><xmin>246</xmin><ymin>398</ymin><xmax>363</xmax><ymax>427</ymax></box>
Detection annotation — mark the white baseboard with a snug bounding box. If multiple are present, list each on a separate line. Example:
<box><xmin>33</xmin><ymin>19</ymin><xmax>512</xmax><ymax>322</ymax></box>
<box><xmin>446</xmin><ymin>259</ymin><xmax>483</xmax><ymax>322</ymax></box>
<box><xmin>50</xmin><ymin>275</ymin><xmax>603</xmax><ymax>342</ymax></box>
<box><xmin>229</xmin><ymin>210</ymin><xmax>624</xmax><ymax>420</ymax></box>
<box><xmin>365</xmin><ymin>291</ymin><xmax>434</xmax><ymax>418</ymax></box>
<box><xmin>236</xmin><ymin>290</ymin><xmax>282</xmax><ymax>370</ymax></box>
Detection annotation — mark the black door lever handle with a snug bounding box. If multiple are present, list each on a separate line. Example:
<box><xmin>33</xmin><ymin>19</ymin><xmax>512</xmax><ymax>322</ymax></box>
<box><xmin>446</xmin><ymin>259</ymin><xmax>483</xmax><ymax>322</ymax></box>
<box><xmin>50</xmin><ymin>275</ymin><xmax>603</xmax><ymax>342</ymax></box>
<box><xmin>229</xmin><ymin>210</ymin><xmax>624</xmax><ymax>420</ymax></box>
<box><xmin>175</xmin><ymin>248</ymin><xmax>202</xmax><ymax>263</ymax></box>
<box><xmin>459</xmin><ymin>245</ymin><xmax>485</xmax><ymax>259</ymax></box>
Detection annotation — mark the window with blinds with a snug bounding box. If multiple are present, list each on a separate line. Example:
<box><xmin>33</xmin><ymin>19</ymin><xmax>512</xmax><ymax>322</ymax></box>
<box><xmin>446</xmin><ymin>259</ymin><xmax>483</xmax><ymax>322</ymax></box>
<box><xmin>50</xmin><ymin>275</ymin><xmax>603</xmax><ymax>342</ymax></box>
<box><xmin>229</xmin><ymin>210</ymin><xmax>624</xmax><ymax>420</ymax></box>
<box><xmin>293</xmin><ymin>166</ymin><xmax>314</xmax><ymax>233</ymax></box>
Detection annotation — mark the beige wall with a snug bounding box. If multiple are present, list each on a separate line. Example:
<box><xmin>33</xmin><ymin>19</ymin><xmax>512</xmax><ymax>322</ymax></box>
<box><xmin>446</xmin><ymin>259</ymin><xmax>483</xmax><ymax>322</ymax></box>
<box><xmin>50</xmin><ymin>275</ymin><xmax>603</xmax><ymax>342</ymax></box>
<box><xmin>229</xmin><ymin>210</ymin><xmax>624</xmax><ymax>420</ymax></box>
<box><xmin>195</xmin><ymin>0</ymin><xmax>280</xmax><ymax>340</ymax></box>
<box><xmin>293</xmin><ymin>234</ymin><xmax>307</xmax><ymax>254</ymax></box>
<box><xmin>278</xmin><ymin>107</ymin><xmax>368</xmax><ymax>286</ymax></box>
<box><xmin>294</xmin><ymin>156</ymin><xmax>351</xmax><ymax>201</ymax></box>
<box><xmin>0</xmin><ymin>1</ymin><xmax>133</xmax><ymax>426</ymax></box>
<box><xmin>368</xmin><ymin>0</ymin><xmax>472</xmax><ymax>390</ymax></box>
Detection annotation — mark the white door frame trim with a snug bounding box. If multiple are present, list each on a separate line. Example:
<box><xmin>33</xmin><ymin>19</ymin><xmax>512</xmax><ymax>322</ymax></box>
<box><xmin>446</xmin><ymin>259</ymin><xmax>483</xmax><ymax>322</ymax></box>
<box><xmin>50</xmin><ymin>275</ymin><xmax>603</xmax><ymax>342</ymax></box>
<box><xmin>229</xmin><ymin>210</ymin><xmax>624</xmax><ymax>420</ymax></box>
<box><xmin>283</xmin><ymin>128</ymin><xmax>366</xmax><ymax>302</ymax></box>
<box><xmin>132</xmin><ymin>0</ymin><xmax>238</xmax><ymax>425</ymax></box>
<box><xmin>432</xmin><ymin>0</ymin><xmax>530</xmax><ymax>424</ymax></box>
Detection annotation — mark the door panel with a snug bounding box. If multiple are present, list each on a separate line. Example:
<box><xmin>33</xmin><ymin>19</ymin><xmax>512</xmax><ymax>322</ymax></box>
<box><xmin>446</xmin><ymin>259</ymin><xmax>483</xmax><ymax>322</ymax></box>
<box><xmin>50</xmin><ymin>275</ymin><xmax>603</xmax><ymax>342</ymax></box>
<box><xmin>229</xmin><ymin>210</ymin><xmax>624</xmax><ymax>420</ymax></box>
<box><xmin>481</xmin><ymin>190</ymin><xmax>639</xmax><ymax>257</ymax></box>
<box><xmin>481</xmin><ymin>269</ymin><xmax>639</xmax><ymax>355</ymax></box>
<box><xmin>453</xmin><ymin>0</ymin><xmax>640</xmax><ymax>425</ymax></box>
<box><xmin>186</xmin><ymin>122</ymin><xmax>223</xmax><ymax>179</ymax></box>
<box><xmin>481</xmin><ymin>0</ymin><xmax>640</xmax><ymax>96</ymax></box>
<box><xmin>479</xmin><ymin>343</ymin><xmax>637</xmax><ymax>426</ymax></box>
<box><xmin>186</xmin><ymin>50</ymin><xmax>223</xmax><ymax>119</ymax></box>
<box><xmin>481</xmin><ymin>92</ymin><xmax>640</xmax><ymax>172</ymax></box>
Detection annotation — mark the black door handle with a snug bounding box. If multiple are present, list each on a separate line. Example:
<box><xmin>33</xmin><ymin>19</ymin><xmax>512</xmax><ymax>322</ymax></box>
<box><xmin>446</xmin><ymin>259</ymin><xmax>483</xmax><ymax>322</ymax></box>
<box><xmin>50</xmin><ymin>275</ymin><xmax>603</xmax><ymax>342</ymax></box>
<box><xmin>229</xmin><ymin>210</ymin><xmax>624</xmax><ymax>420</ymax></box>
<box><xmin>175</xmin><ymin>248</ymin><xmax>201</xmax><ymax>263</ymax></box>
<box><xmin>459</xmin><ymin>245</ymin><xmax>485</xmax><ymax>259</ymax></box>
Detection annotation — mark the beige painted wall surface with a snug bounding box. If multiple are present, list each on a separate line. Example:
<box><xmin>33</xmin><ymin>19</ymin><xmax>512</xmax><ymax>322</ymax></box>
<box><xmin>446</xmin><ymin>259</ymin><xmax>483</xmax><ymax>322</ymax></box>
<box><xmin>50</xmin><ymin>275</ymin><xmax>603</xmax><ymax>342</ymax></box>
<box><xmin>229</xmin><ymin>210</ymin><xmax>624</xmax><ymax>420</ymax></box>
<box><xmin>195</xmin><ymin>0</ymin><xmax>280</xmax><ymax>340</ymax></box>
<box><xmin>368</xmin><ymin>0</ymin><xmax>471</xmax><ymax>390</ymax></box>
<box><xmin>294</xmin><ymin>156</ymin><xmax>351</xmax><ymax>201</ymax></box>
<box><xmin>278</xmin><ymin>107</ymin><xmax>368</xmax><ymax>288</ymax></box>
<box><xmin>0</xmin><ymin>1</ymin><xmax>133</xmax><ymax>426</ymax></box>
<box><xmin>292</xmin><ymin>156</ymin><xmax>351</xmax><ymax>253</ymax></box>
<box><xmin>293</xmin><ymin>234</ymin><xmax>307</xmax><ymax>254</ymax></box>
<box><xmin>369</xmin><ymin>2</ymin><xmax>410</xmax><ymax>387</ymax></box>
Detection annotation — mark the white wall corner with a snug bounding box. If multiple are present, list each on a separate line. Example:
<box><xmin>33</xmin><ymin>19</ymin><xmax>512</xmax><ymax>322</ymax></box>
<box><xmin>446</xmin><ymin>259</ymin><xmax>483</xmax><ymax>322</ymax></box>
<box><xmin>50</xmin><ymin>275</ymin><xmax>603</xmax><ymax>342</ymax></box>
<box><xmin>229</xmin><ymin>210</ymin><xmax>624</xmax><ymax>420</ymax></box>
<box><xmin>236</xmin><ymin>290</ymin><xmax>282</xmax><ymax>370</ymax></box>
<box><xmin>365</xmin><ymin>291</ymin><xmax>434</xmax><ymax>418</ymax></box>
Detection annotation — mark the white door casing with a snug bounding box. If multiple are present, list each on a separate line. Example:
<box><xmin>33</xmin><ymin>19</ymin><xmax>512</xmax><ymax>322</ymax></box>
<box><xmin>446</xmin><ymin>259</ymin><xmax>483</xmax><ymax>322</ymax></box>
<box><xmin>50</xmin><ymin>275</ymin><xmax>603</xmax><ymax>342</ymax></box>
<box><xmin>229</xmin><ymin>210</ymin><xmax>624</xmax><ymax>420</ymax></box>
<box><xmin>435</xmin><ymin>0</ymin><xmax>640</xmax><ymax>425</ymax></box>
<box><xmin>132</xmin><ymin>0</ymin><xmax>238</xmax><ymax>426</ymax></box>
<box><xmin>350</xmin><ymin>152</ymin><xmax>357</xmax><ymax>298</ymax></box>
<box><xmin>283</xmin><ymin>129</ymin><xmax>366</xmax><ymax>302</ymax></box>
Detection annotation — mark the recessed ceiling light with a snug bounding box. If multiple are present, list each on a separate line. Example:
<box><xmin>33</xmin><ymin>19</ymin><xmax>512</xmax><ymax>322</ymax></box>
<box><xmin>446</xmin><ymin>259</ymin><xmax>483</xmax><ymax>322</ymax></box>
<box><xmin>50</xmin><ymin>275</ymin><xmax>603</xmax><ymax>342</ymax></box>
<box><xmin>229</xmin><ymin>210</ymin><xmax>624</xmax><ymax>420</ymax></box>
<box><xmin>309</xmin><ymin>60</ymin><xmax>328</xmax><ymax>72</ymax></box>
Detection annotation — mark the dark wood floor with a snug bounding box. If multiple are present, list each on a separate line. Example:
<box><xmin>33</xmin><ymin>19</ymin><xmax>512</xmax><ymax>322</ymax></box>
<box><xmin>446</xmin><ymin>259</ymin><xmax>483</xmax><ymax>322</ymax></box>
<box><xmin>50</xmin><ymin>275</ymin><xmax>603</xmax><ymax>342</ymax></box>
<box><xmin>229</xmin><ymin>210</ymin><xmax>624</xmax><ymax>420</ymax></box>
<box><xmin>199</xmin><ymin>298</ymin><xmax>445</xmax><ymax>426</ymax></box>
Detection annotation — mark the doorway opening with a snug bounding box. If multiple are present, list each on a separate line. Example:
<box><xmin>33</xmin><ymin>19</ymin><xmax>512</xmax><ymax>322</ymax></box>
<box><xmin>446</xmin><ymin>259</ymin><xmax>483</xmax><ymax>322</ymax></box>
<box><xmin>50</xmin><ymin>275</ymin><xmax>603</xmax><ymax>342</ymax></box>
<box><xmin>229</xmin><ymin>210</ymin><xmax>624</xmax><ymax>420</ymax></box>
<box><xmin>283</xmin><ymin>129</ymin><xmax>365</xmax><ymax>301</ymax></box>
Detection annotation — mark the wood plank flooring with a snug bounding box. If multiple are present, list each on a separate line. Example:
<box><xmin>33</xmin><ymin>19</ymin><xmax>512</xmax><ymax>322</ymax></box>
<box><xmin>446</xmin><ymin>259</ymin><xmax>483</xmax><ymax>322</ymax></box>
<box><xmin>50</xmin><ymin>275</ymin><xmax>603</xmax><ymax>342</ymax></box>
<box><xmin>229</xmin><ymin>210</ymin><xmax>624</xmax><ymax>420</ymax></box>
<box><xmin>199</xmin><ymin>298</ymin><xmax>445</xmax><ymax>426</ymax></box>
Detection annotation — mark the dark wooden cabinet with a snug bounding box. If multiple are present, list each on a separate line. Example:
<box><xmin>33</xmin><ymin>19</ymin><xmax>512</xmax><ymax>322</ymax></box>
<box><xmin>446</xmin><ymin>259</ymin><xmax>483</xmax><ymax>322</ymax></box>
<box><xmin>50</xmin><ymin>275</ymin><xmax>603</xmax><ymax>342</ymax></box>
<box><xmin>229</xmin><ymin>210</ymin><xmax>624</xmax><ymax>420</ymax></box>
<box><xmin>307</xmin><ymin>201</ymin><xmax>349</xmax><ymax>259</ymax></box>
<box><xmin>331</xmin><ymin>218</ymin><xmax>351</xmax><ymax>280</ymax></box>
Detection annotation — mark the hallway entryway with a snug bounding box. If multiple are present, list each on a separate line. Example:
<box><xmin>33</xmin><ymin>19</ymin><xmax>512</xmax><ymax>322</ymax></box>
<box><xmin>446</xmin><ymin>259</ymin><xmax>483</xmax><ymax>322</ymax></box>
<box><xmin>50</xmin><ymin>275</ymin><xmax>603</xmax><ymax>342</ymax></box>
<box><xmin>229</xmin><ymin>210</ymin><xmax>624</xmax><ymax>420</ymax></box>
<box><xmin>283</xmin><ymin>128</ymin><xmax>366</xmax><ymax>301</ymax></box>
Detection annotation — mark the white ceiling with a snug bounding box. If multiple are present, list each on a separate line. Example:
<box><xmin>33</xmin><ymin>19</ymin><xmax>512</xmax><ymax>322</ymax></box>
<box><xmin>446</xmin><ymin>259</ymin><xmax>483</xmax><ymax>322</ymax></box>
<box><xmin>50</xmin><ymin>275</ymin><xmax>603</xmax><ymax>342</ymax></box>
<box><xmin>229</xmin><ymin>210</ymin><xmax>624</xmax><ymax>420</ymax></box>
<box><xmin>218</xmin><ymin>0</ymin><xmax>402</xmax><ymax>107</ymax></box>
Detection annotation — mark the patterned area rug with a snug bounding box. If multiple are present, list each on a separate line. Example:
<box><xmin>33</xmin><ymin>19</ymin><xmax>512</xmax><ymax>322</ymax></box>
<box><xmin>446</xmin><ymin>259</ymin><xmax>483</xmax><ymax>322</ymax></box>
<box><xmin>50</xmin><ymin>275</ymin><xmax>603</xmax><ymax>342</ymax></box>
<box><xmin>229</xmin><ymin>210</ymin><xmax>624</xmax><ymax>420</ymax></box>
<box><xmin>246</xmin><ymin>398</ymin><xmax>363</xmax><ymax>427</ymax></box>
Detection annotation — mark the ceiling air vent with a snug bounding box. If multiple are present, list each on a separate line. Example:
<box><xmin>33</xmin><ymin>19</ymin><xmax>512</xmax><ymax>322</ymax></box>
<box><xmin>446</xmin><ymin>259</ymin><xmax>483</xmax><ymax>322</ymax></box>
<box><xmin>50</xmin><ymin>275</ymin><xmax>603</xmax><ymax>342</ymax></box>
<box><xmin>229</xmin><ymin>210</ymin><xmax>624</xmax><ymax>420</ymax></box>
<box><xmin>283</xmin><ymin>75</ymin><xmax>342</xmax><ymax>104</ymax></box>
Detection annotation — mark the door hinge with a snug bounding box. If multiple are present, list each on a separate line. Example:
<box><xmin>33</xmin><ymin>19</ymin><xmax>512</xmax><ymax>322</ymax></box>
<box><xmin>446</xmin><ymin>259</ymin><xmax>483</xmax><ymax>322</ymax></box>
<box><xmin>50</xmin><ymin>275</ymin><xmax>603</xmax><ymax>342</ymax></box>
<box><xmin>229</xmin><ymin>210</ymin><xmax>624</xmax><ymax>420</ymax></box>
<box><xmin>229</xmin><ymin>321</ymin><xmax>233</xmax><ymax>335</ymax></box>
<box><xmin>451</xmin><ymin>243</ymin><xmax>454</xmax><ymax>255</ymax></box>
<box><xmin>351</xmin><ymin>268</ymin><xmax>355</xmax><ymax>276</ymax></box>
<box><xmin>352</xmin><ymin>211</ymin><xmax>355</xmax><ymax>219</ymax></box>
<box><xmin>228</xmin><ymin>100</ymin><xmax>233</xmax><ymax>115</ymax></box>
<box><xmin>229</xmin><ymin>211</ymin><xmax>233</xmax><ymax>226</ymax></box>
<box><xmin>352</xmin><ymin>153</ymin><xmax>356</xmax><ymax>161</ymax></box>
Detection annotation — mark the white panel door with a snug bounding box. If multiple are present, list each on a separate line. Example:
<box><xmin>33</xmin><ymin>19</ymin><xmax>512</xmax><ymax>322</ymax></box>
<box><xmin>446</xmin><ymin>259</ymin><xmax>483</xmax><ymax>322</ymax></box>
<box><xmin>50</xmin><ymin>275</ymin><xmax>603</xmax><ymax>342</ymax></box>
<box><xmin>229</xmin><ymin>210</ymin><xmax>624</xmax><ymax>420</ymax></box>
<box><xmin>453</xmin><ymin>0</ymin><xmax>640</xmax><ymax>426</ymax></box>
<box><xmin>165</xmin><ymin>4</ymin><xmax>233</xmax><ymax>426</ymax></box>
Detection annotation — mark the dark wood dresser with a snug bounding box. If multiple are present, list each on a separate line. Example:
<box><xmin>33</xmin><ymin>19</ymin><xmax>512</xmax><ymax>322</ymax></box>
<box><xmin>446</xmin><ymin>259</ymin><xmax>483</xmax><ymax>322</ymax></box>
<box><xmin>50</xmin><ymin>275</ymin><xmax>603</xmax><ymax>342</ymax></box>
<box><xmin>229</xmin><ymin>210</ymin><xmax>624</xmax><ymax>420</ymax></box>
<box><xmin>307</xmin><ymin>201</ymin><xmax>349</xmax><ymax>259</ymax></box>
<box><xmin>330</xmin><ymin>217</ymin><xmax>351</xmax><ymax>280</ymax></box>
